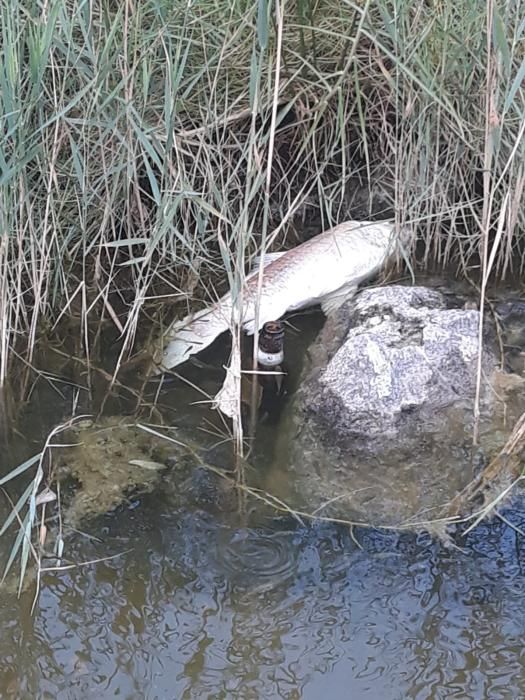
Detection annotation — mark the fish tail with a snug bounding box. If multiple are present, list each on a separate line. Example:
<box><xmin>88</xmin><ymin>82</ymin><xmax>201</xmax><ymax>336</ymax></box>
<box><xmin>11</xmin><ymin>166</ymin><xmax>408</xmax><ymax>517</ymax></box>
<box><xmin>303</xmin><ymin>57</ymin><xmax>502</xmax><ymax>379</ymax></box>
<box><xmin>156</xmin><ymin>303</ymin><xmax>230</xmax><ymax>372</ymax></box>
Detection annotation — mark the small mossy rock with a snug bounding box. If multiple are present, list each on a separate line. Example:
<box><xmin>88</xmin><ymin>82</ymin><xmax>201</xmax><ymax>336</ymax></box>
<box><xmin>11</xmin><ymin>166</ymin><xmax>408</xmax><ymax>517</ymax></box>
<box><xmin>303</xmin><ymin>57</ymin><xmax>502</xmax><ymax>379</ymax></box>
<box><xmin>59</xmin><ymin>418</ymin><xmax>186</xmax><ymax>524</ymax></box>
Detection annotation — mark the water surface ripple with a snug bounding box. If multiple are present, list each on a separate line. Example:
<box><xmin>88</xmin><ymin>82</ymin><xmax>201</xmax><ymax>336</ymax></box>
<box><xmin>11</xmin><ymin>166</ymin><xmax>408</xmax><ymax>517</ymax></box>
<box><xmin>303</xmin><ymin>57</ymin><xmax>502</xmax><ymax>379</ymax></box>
<box><xmin>1</xmin><ymin>501</ymin><xmax>525</xmax><ymax>699</ymax></box>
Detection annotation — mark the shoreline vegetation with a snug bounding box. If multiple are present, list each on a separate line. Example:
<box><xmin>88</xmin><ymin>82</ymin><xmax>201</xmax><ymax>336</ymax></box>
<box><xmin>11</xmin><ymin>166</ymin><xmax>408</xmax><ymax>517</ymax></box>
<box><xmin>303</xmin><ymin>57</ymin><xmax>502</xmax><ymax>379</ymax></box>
<box><xmin>1</xmin><ymin>0</ymin><xmax>524</xmax><ymax>390</ymax></box>
<box><xmin>0</xmin><ymin>0</ymin><xmax>525</xmax><ymax>587</ymax></box>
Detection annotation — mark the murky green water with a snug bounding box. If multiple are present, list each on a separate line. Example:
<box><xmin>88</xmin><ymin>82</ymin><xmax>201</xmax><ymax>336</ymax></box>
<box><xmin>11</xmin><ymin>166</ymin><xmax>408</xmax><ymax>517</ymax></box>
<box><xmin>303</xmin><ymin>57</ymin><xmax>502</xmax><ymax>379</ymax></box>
<box><xmin>1</xmin><ymin>284</ymin><xmax>525</xmax><ymax>700</ymax></box>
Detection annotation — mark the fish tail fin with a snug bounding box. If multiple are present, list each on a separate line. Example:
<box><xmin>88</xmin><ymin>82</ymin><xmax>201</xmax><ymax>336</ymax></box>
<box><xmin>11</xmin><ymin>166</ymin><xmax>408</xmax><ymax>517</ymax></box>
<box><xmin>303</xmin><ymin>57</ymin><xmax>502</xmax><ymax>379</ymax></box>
<box><xmin>156</xmin><ymin>303</ymin><xmax>230</xmax><ymax>372</ymax></box>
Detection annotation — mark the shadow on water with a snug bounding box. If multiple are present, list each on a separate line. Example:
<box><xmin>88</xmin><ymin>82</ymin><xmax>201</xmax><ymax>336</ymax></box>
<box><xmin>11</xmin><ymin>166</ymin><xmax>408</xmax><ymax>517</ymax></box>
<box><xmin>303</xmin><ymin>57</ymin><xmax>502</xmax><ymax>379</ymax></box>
<box><xmin>1</xmin><ymin>277</ymin><xmax>525</xmax><ymax>699</ymax></box>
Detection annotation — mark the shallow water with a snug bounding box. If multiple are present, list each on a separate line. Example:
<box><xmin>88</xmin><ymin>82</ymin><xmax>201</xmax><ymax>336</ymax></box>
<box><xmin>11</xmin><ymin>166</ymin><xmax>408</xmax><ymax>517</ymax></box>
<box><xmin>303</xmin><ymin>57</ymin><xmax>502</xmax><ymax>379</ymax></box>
<box><xmin>1</xmin><ymin>280</ymin><xmax>525</xmax><ymax>699</ymax></box>
<box><xmin>2</xmin><ymin>502</ymin><xmax>525</xmax><ymax>699</ymax></box>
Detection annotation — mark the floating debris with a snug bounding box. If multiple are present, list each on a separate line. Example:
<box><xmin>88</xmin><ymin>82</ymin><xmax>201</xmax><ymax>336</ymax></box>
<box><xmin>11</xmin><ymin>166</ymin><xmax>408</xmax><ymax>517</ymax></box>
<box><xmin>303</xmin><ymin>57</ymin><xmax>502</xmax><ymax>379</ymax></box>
<box><xmin>35</xmin><ymin>488</ymin><xmax>57</xmax><ymax>507</ymax></box>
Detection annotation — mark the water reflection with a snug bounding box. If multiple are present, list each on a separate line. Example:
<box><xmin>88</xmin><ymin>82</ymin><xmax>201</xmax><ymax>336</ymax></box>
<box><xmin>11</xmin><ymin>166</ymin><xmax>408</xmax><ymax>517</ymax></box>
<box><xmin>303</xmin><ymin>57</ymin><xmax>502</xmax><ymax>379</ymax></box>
<box><xmin>1</xmin><ymin>496</ymin><xmax>525</xmax><ymax>699</ymax></box>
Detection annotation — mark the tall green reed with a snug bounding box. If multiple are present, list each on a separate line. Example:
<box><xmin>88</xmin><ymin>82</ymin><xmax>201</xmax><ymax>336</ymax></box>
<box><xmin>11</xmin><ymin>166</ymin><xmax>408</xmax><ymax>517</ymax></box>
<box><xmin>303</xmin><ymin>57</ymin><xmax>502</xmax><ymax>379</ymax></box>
<box><xmin>0</xmin><ymin>0</ymin><xmax>523</xmax><ymax>389</ymax></box>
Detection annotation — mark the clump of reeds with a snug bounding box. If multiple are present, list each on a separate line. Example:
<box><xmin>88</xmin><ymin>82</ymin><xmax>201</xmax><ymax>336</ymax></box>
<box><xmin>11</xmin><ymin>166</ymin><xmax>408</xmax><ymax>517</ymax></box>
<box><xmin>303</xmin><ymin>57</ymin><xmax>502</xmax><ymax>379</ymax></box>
<box><xmin>0</xmin><ymin>0</ymin><xmax>523</xmax><ymax>389</ymax></box>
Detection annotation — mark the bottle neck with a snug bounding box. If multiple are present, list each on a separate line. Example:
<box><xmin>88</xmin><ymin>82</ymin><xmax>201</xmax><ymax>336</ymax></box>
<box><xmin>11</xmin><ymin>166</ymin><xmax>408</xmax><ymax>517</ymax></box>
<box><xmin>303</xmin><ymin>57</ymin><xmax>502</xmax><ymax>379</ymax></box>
<box><xmin>258</xmin><ymin>321</ymin><xmax>285</xmax><ymax>368</ymax></box>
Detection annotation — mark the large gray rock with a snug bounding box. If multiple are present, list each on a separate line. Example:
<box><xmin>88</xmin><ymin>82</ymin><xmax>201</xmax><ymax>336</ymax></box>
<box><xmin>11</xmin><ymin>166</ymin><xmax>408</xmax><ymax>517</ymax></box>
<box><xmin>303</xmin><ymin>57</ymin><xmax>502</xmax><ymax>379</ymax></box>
<box><xmin>298</xmin><ymin>286</ymin><xmax>496</xmax><ymax>451</ymax></box>
<box><xmin>273</xmin><ymin>286</ymin><xmax>508</xmax><ymax>528</ymax></box>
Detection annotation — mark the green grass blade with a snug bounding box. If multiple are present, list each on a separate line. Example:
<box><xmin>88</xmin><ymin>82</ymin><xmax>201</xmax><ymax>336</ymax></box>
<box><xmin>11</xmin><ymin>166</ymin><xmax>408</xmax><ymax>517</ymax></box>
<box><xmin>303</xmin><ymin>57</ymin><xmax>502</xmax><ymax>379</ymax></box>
<box><xmin>0</xmin><ymin>482</ymin><xmax>33</xmax><ymax>537</ymax></box>
<box><xmin>257</xmin><ymin>0</ymin><xmax>269</xmax><ymax>51</ymax></box>
<box><xmin>2</xmin><ymin>512</ymin><xmax>30</xmax><ymax>583</ymax></box>
<box><xmin>0</xmin><ymin>454</ymin><xmax>41</xmax><ymax>487</ymax></box>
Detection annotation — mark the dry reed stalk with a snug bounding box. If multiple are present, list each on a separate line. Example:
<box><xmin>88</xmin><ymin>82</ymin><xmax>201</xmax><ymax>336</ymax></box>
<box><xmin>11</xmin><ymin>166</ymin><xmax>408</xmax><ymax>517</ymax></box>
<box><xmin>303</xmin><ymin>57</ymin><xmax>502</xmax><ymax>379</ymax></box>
<box><xmin>448</xmin><ymin>411</ymin><xmax>525</xmax><ymax>519</ymax></box>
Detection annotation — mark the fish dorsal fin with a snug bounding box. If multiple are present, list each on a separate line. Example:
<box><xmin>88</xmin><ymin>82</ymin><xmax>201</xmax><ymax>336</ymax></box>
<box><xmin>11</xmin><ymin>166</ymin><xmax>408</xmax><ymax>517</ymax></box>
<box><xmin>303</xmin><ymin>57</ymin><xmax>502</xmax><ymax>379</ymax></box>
<box><xmin>249</xmin><ymin>251</ymin><xmax>287</xmax><ymax>276</ymax></box>
<box><xmin>321</xmin><ymin>285</ymin><xmax>357</xmax><ymax>316</ymax></box>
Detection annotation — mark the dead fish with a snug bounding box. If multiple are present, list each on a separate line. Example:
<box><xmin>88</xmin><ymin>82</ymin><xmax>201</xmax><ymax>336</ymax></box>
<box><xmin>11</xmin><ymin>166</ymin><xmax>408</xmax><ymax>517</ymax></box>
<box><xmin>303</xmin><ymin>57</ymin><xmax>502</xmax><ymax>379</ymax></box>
<box><xmin>156</xmin><ymin>220</ymin><xmax>410</xmax><ymax>372</ymax></box>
